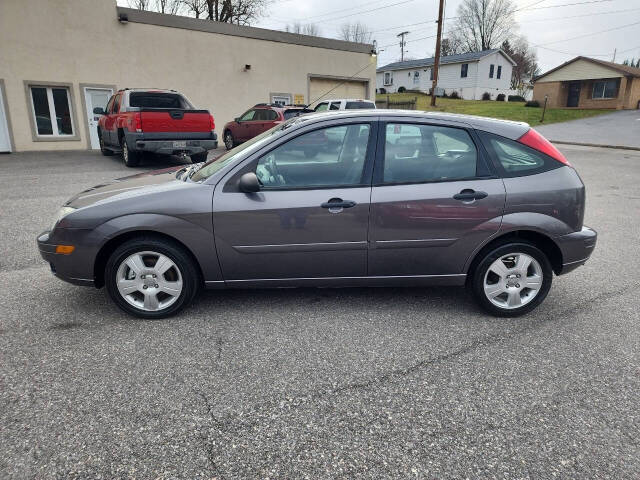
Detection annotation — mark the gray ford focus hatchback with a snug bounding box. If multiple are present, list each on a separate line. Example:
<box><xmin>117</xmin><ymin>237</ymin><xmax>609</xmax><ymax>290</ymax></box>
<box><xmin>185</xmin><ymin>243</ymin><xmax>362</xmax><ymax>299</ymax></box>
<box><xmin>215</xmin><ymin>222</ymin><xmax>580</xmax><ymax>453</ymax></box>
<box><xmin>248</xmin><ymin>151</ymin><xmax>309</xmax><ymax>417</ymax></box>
<box><xmin>38</xmin><ymin>111</ymin><xmax>596</xmax><ymax>318</ymax></box>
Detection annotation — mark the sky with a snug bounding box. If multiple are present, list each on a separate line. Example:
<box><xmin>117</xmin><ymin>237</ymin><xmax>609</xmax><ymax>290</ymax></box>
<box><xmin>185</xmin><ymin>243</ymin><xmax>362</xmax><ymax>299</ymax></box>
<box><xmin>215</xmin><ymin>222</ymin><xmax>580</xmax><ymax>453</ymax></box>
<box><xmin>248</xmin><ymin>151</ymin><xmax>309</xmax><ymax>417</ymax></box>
<box><xmin>118</xmin><ymin>0</ymin><xmax>640</xmax><ymax>72</ymax></box>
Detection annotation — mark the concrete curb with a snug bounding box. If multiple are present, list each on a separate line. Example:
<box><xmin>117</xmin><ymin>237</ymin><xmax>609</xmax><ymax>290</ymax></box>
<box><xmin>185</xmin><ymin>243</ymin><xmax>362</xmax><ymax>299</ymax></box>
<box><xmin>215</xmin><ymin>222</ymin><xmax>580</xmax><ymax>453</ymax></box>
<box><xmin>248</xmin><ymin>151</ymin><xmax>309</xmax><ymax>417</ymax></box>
<box><xmin>549</xmin><ymin>140</ymin><xmax>640</xmax><ymax>152</ymax></box>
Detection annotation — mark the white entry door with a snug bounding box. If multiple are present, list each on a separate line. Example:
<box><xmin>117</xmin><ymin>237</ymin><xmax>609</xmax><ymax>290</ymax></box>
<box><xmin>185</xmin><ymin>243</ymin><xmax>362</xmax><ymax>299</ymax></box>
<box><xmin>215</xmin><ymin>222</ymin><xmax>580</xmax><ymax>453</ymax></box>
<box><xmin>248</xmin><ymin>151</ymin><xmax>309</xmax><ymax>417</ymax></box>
<box><xmin>0</xmin><ymin>86</ymin><xmax>11</xmax><ymax>152</ymax></box>
<box><xmin>84</xmin><ymin>87</ymin><xmax>113</xmax><ymax>149</ymax></box>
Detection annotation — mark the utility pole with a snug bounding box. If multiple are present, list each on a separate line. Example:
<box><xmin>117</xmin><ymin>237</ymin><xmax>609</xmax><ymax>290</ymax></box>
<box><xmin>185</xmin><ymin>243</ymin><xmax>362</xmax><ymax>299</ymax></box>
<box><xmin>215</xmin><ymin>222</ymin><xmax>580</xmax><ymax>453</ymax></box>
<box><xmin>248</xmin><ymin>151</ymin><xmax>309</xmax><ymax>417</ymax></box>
<box><xmin>612</xmin><ymin>48</ymin><xmax>616</xmax><ymax>62</ymax></box>
<box><xmin>430</xmin><ymin>0</ymin><xmax>445</xmax><ymax>107</ymax></box>
<box><xmin>397</xmin><ymin>31</ymin><xmax>409</xmax><ymax>62</ymax></box>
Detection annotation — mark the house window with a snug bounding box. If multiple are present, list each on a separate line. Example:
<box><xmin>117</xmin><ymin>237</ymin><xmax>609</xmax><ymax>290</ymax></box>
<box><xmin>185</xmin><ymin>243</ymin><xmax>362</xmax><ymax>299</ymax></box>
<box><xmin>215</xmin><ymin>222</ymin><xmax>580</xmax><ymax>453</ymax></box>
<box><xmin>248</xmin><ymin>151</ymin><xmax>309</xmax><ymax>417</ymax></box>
<box><xmin>430</xmin><ymin>68</ymin><xmax>434</xmax><ymax>81</ymax></box>
<box><xmin>413</xmin><ymin>71</ymin><xmax>420</xmax><ymax>84</ymax></box>
<box><xmin>29</xmin><ymin>86</ymin><xmax>75</xmax><ymax>136</ymax></box>
<box><xmin>592</xmin><ymin>79</ymin><xmax>618</xmax><ymax>99</ymax></box>
<box><xmin>489</xmin><ymin>64</ymin><xmax>495</xmax><ymax>78</ymax></box>
<box><xmin>497</xmin><ymin>66</ymin><xmax>502</xmax><ymax>79</ymax></box>
<box><xmin>461</xmin><ymin>63</ymin><xmax>468</xmax><ymax>78</ymax></box>
<box><xmin>384</xmin><ymin>72</ymin><xmax>393</xmax><ymax>86</ymax></box>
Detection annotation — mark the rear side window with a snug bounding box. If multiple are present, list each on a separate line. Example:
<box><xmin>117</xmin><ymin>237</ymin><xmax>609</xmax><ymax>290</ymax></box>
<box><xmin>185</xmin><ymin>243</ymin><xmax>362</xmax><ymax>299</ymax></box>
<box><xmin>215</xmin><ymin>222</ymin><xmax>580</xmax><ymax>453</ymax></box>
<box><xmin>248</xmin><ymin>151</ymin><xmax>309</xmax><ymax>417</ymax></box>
<box><xmin>265</xmin><ymin>109</ymin><xmax>279</xmax><ymax>120</ymax></box>
<box><xmin>129</xmin><ymin>92</ymin><xmax>193</xmax><ymax>109</ymax></box>
<box><xmin>345</xmin><ymin>101</ymin><xmax>375</xmax><ymax>109</ymax></box>
<box><xmin>383</xmin><ymin>123</ymin><xmax>478</xmax><ymax>183</ymax></box>
<box><xmin>314</xmin><ymin>102</ymin><xmax>328</xmax><ymax>112</ymax></box>
<box><xmin>479</xmin><ymin>132</ymin><xmax>560</xmax><ymax>177</ymax></box>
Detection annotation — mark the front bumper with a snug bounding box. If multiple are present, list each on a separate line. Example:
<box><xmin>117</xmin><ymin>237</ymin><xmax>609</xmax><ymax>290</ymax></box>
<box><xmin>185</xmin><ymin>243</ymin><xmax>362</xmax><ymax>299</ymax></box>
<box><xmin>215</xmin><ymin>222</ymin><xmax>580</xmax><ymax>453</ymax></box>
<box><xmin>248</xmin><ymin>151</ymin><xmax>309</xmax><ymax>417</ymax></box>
<box><xmin>37</xmin><ymin>231</ymin><xmax>95</xmax><ymax>287</ymax></box>
<box><xmin>556</xmin><ymin>226</ymin><xmax>597</xmax><ymax>275</ymax></box>
<box><xmin>127</xmin><ymin>132</ymin><xmax>218</xmax><ymax>155</ymax></box>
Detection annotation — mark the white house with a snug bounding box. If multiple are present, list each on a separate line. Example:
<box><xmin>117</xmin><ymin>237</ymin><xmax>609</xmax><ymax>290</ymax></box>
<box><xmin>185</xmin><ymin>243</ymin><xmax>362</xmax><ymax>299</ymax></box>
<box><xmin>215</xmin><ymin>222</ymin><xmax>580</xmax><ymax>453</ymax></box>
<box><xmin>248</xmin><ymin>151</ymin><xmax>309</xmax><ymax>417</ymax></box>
<box><xmin>376</xmin><ymin>49</ymin><xmax>519</xmax><ymax>100</ymax></box>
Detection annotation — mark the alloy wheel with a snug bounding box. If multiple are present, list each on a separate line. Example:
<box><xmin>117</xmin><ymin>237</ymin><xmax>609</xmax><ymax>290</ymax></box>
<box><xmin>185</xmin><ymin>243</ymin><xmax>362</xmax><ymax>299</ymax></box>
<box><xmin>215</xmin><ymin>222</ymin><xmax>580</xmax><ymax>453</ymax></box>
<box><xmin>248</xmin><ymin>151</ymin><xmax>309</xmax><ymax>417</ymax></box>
<box><xmin>483</xmin><ymin>253</ymin><xmax>543</xmax><ymax>310</ymax></box>
<box><xmin>115</xmin><ymin>251</ymin><xmax>183</xmax><ymax>312</ymax></box>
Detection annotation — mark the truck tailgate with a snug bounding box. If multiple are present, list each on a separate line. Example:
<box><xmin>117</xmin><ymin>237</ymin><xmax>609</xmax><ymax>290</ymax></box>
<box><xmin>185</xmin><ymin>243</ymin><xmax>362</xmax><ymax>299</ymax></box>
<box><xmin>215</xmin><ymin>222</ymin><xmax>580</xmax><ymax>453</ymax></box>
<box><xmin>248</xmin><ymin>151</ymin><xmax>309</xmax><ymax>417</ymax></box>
<box><xmin>140</xmin><ymin>109</ymin><xmax>211</xmax><ymax>133</ymax></box>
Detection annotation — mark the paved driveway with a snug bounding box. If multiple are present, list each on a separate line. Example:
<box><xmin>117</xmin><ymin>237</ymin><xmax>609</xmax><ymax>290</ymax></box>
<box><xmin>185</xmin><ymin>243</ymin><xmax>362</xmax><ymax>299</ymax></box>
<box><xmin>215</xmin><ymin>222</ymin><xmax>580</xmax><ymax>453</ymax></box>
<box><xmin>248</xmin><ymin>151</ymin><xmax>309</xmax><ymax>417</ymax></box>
<box><xmin>535</xmin><ymin>109</ymin><xmax>640</xmax><ymax>149</ymax></box>
<box><xmin>1</xmin><ymin>147</ymin><xmax>639</xmax><ymax>478</ymax></box>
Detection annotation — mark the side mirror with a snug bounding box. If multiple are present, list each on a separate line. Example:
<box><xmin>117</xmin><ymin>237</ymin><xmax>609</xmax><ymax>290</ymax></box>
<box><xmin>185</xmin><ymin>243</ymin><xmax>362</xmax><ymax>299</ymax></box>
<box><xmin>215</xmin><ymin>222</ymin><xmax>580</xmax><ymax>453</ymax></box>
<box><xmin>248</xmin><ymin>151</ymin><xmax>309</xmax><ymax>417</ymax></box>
<box><xmin>239</xmin><ymin>172</ymin><xmax>260</xmax><ymax>193</ymax></box>
<box><xmin>235</xmin><ymin>117</ymin><xmax>241</xmax><ymax>123</ymax></box>
<box><xmin>93</xmin><ymin>107</ymin><xmax>105</xmax><ymax>115</ymax></box>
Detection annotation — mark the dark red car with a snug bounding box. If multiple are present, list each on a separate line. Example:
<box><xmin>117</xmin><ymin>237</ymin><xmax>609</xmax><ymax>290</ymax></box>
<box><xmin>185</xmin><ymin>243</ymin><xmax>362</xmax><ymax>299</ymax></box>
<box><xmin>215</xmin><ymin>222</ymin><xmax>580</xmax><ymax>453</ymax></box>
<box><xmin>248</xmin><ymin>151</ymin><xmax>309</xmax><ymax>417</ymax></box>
<box><xmin>222</xmin><ymin>104</ymin><xmax>312</xmax><ymax>150</ymax></box>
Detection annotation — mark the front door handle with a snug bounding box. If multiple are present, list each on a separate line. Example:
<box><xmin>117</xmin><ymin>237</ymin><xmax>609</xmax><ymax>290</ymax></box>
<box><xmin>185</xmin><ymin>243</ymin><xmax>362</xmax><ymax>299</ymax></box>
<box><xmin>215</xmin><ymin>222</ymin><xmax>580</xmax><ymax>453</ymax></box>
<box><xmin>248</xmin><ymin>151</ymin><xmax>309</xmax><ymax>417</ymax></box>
<box><xmin>453</xmin><ymin>189</ymin><xmax>488</xmax><ymax>201</ymax></box>
<box><xmin>321</xmin><ymin>198</ymin><xmax>357</xmax><ymax>212</ymax></box>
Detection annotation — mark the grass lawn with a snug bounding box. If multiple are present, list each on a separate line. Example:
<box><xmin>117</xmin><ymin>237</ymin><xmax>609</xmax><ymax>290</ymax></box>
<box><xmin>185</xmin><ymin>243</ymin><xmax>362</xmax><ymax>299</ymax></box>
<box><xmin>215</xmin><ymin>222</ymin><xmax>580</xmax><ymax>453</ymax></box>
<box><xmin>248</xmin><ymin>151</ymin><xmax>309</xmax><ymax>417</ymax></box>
<box><xmin>375</xmin><ymin>92</ymin><xmax>610</xmax><ymax>126</ymax></box>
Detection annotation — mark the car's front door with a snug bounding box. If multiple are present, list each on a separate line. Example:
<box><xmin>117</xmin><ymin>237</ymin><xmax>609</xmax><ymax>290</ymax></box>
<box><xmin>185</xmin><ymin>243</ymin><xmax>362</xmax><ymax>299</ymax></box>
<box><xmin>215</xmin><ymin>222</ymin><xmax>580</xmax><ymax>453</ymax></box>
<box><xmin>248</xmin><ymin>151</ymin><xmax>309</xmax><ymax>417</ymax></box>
<box><xmin>213</xmin><ymin>120</ymin><xmax>377</xmax><ymax>283</ymax></box>
<box><xmin>104</xmin><ymin>93</ymin><xmax>121</xmax><ymax>145</ymax></box>
<box><xmin>368</xmin><ymin>120</ymin><xmax>505</xmax><ymax>278</ymax></box>
<box><xmin>236</xmin><ymin>108</ymin><xmax>258</xmax><ymax>141</ymax></box>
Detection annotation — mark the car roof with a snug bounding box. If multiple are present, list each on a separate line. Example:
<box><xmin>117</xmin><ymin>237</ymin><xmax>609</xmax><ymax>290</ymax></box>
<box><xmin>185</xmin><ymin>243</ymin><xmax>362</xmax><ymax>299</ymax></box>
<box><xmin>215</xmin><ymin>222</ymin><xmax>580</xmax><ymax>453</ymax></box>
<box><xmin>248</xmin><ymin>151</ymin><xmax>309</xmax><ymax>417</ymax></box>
<box><xmin>317</xmin><ymin>98</ymin><xmax>376</xmax><ymax>103</ymax></box>
<box><xmin>294</xmin><ymin>109</ymin><xmax>530</xmax><ymax>139</ymax></box>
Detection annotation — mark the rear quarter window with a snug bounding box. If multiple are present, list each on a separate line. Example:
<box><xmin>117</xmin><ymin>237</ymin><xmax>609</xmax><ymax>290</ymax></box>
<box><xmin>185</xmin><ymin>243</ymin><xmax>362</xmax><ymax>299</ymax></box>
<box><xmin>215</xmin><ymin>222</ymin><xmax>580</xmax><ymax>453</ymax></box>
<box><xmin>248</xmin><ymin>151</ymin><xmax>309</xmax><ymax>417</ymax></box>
<box><xmin>479</xmin><ymin>131</ymin><xmax>561</xmax><ymax>177</ymax></box>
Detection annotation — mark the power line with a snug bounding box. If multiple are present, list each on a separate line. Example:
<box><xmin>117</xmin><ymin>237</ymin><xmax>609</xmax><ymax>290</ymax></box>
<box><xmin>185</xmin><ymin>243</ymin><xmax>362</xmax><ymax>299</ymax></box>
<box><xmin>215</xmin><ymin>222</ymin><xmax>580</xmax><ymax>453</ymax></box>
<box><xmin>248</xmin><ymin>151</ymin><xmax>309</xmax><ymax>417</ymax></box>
<box><xmin>307</xmin><ymin>61</ymin><xmax>376</xmax><ymax>106</ymax></box>
<box><xmin>533</xmin><ymin>19</ymin><xmax>640</xmax><ymax>46</ymax></box>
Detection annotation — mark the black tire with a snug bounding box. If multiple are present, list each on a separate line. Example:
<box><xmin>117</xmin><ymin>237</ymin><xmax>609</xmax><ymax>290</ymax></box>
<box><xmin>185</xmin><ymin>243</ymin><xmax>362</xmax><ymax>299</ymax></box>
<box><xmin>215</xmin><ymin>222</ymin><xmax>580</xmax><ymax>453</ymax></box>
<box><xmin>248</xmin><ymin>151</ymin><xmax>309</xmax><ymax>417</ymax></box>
<box><xmin>224</xmin><ymin>130</ymin><xmax>235</xmax><ymax>150</ymax></box>
<box><xmin>190</xmin><ymin>151</ymin><xmax>208</xmax><ymax>163</ymax></box>
<box><xmin>121</xmin><ymin>135</ymin><xmax>140</xmax><ymax>167</ymax></box>
<box><xmin>105</xmin><ymin>236</ymin><xmax>201</xmax><ymax>319</ymax></box>
<box><xmin>99</xmin><ymin>131</ymin><xmax>113</xmax><ymax>156</ymax></box>
<box><xmin>470</xmin><ymin>242</ymin><xmax>552</xmax><ymax>317</ymax></box>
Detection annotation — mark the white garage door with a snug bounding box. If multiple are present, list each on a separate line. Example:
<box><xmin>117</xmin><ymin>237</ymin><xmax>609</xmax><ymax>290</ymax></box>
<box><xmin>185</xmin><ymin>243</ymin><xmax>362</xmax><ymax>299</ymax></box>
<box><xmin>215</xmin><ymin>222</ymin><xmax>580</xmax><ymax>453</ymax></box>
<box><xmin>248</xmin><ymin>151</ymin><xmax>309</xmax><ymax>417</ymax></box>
<box><xmin>309</xmin><ymin>77</ymin><xmax>368</xmax><ymax>105</ymax></box>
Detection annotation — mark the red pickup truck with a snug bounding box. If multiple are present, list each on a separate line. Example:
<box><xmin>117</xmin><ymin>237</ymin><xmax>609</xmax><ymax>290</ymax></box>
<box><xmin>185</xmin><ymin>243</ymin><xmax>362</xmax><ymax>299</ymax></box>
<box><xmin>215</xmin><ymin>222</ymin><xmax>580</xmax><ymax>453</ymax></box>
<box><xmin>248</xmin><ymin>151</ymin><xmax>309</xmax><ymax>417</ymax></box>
<box><xmin>94</xmin><ymin>89</ymin><xmax>217</xmax><ymax>167</ymax></box>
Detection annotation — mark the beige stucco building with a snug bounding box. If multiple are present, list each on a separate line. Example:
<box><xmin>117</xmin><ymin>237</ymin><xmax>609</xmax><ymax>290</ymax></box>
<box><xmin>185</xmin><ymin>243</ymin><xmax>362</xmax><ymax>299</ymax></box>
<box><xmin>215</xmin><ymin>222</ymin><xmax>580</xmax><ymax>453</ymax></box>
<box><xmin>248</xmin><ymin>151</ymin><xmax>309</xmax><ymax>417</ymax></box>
<box><xmin>0</xmin><ymin>0</ymin><xmax>376</xmax><ymax>153</ymax></box>
<box><xmin>533</xmin><ymin>56</ymin><xmax>640</xmax><ymax>110</ymax></box>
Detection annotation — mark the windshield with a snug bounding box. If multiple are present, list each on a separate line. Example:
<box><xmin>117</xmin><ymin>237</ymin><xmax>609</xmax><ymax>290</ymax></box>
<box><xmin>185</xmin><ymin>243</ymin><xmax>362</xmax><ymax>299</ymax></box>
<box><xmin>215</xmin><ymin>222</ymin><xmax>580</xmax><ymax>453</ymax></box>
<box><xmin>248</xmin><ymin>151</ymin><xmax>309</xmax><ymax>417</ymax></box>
<box><xmin>191</xmin><ymin>120</ymin><xmax>295</xmax><ymax>182</ymax></box>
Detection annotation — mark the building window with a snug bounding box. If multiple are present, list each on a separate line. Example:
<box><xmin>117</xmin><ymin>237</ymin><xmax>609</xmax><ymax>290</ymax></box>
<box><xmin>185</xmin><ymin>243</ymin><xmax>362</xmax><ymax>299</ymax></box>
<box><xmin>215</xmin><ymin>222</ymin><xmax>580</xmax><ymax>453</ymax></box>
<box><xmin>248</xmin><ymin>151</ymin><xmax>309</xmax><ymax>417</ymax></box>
<box><xmin>413</xmin><ymin>71</ymin><xmax>420</xmax><ymax>84</ymax></box>
<box><xmin>497</xmin><ymin>65</ymin><xmax>502</xmax><ymax>79</ymax></box>
<box><xmin>430</xmin><ymin>68</ymin><xmax>434</xmax><ymax>81</ymax></box>
<box><xmin>29</xmin><ymin>86</ymin><xmax>75</xmax><ymax>137</ymax></box>
<box><xmin>489</xmin><ymin>64</ymin><xmax>495</xmax><ymax>78</ymax></box>
<box><xmin>592</xmin><ymin>79</ymin><xmax>618</xmax><ymax>99</ymax></box>
<box><xmin>270</xmin><ymin>94</ymin><xmax>291</xmax><ymax>106</ymax></box>
<box><xmin>384</xmin><ymin>72</ymin><xmax>393</xmax><ymax>86</ymax></box>
<box><xmin>461</xmin><ymin>63</ymin><xmax>468</xmax><ymax>78</ymax></box>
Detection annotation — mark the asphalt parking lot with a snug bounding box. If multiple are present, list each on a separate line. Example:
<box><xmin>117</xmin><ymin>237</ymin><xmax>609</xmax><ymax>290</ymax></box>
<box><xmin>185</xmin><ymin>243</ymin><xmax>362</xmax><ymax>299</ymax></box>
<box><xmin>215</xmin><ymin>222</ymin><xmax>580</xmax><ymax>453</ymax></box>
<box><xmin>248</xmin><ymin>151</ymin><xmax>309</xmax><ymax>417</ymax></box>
<box><xmin>1</xmin><ymin>146</ymin><xmax>639</xmax><ymax>479</ymax></box>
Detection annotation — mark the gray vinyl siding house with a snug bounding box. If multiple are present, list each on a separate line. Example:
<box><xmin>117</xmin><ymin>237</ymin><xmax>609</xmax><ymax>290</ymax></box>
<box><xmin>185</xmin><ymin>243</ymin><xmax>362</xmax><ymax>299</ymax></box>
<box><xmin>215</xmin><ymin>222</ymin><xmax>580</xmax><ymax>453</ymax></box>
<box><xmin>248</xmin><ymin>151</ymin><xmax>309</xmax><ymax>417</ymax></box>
<box><xmin>376</xmin><ymin>49</ymin><xmax>520</xmax><ymax>100</ymax></box>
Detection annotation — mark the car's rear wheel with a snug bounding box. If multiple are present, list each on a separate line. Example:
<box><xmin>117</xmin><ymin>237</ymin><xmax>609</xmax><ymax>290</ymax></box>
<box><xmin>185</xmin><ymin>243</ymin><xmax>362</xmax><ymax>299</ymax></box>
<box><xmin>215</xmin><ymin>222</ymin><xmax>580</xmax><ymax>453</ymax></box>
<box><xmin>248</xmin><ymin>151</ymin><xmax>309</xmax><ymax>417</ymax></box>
<box><xmin>121</xmin><ymin>136</ymin><xmax>140</xmax><ymax>167</ymax></box>
<box><xmin>105</xmin><ymin>237</ymin><xmax>200</xmax><ymax>319</ymax></box>
<box><xmin>99</xmin><ymin>131</ymin><xmax>113</xmax><ymax>156</ymax></box>
<box><xmin>224</xmin><ymin>131</ymin><xmax>235</xmax><ymax>150</ymax></box>
<box><xmin>471</xmin><ymin>242</ymin><xmax>552</xmax><ymax>317</ymax></box>
<box><xmin>190</xmin><ymin>151</ymin><xmax>208</xmax><ymax>163</ymax></box>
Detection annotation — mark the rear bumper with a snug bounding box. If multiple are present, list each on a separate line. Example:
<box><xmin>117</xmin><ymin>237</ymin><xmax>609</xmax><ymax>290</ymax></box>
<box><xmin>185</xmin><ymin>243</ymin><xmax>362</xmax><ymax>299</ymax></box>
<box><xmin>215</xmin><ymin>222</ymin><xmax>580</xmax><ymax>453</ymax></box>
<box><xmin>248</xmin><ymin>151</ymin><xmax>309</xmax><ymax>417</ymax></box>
<box><xmin>126</xmin><ymin>132</ymin><xmax>218</xmax><ymax>154</ymax></box>
<box><xmin>556</xmin><ymin>226</ymin><xmax>597</xmax><ymax>275</ymax></box>
<box><xmin>37</xmin><ymin>231</ymin><xmax>96</xmax><ymax>287</ymax></box>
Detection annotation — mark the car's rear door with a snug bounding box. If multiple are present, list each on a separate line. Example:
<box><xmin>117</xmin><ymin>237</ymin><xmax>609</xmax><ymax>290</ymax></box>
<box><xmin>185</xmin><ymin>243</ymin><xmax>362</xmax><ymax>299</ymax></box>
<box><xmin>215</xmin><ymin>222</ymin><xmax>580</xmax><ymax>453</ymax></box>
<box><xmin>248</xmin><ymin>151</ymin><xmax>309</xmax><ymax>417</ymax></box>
<box><xmin>213</xmin><ymin>119</ymin><xmax>378</xmax><ymax>283</ymax></box>
<box><xmin>368</xmin><ymin>118</ymin><xmax>505</xmax><ymax>278</ymax></box>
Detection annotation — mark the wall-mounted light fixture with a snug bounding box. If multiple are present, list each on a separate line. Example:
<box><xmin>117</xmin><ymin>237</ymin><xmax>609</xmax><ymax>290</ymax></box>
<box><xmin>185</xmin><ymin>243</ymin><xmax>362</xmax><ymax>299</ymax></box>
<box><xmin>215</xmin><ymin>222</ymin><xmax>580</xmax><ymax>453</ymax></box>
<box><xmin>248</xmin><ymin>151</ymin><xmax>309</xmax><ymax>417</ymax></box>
<box><xmin>118</xmin><ymin>13</ymin><xmax>129</xmax><ymax>23</ymax></box>
<box><xmin>244</xmin><ymin>64</ymin><xmax>251</xmax><ymax>72</ymax></box>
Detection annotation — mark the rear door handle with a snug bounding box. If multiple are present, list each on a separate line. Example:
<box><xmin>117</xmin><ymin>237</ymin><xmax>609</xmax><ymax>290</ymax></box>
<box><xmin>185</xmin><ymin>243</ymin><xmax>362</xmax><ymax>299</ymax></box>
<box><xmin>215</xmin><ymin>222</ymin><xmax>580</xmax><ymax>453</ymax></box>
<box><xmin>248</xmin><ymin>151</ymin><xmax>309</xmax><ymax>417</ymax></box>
<box><xmin>321</xmin><ymin>198</ymin><xmax>357</xmax><ymax>211</ymax></box>
<box><xmin>453</xmin><ymin>189</ymin><xmax>488</xmax><ymax>201</ymax></box>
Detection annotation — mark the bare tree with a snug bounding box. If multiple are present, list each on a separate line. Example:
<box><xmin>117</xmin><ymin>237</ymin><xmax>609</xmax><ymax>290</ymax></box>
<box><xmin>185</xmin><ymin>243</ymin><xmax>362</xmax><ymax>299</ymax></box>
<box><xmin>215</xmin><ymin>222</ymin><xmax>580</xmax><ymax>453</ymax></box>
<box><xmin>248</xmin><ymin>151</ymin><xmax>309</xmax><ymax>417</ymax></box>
<box><xmin>182</xmin><ymin>0</ymin><xmax>206</xmax><ymax>18</ymax></box>
<box><xmin>285</xmin><ymin>22</ymin><xmax>321</xmax><ymax>36</ymax></box>
<box><xmin>501</xmin><ymin>36</ymin><xmax>538</xmax><ymax>90</ymax></box>
<box><xmin>440</xmin><ymin>37</ymin><xmax>464</xmax><ymax>56</ymax></box>
<box><xmin>202</xmin><ymin>0</ymin><xmax>267</xmax><ymax>25</ymax></box>
<box><xmin>339</xmin><ymin>22</ymin><xmax>372</xmax><ymax>44</ymax></box>
<box><xmin>450</xmin><ymin>0</ymin><xmax>516</xmax><ymax>52</ymax></box>
<box><xmin>155</xmin><ymin>0</ymin><xmax>183</xmax><ymax>14</ymax></box>
<box><xmin>128</xmin><ymin>0</ymin><xmax>151</xmax><ymax>9</ymax></box>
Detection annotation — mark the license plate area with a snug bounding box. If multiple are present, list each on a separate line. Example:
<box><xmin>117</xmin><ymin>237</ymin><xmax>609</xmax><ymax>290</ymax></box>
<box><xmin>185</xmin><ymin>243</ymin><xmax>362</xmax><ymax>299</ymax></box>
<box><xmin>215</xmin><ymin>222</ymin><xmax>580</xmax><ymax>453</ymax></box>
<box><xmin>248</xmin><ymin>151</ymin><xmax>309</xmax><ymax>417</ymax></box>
<box><xmin>173</xmin><ymin>140</ymin><xmax>187</xmax><ymax>148</ymax></box>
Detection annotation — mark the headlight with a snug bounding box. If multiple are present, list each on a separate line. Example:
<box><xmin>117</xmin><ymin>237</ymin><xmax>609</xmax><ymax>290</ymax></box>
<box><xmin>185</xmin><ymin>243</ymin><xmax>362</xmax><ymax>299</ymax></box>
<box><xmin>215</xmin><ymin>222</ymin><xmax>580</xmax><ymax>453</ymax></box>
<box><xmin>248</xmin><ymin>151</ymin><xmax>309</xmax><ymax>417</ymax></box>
<box><xmin>51</xmin><ymin>206</ymin><xmax>76</xmax><ymax>231</ymax></box>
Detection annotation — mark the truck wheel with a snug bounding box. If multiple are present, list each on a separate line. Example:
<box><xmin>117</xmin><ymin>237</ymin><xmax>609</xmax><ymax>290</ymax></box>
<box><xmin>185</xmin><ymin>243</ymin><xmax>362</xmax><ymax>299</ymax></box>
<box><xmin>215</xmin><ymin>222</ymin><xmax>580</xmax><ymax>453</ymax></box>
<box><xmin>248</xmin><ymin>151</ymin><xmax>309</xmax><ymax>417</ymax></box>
<box><xmin>121</xmin><ymin>136</ymin><xmax>140</xmax><ymax>167</ymax></box>
<box><xmin>99</xmin><ymin>131</ymin><xmax>113</xmax><ymax>156</ymax></box>
<box><xmin>190</xmin><ymin>152</ymin><xmax>208</xmax><ymax>163</ymax></box>
<box><xmin>224</xmin><ymin>131</ymin><xmax>235</xmax><ymax>150</ymax></box>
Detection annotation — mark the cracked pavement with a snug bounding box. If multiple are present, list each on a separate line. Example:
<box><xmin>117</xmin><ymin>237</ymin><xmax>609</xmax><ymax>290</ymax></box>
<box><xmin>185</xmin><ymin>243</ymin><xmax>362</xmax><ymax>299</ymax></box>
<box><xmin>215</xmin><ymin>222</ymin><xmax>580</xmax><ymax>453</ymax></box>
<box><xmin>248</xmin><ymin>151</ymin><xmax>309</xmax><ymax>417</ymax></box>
<box><xmin>1</xmin><ymin>146</ymin><xmax>639</xmax><ymax>478</ymax></box>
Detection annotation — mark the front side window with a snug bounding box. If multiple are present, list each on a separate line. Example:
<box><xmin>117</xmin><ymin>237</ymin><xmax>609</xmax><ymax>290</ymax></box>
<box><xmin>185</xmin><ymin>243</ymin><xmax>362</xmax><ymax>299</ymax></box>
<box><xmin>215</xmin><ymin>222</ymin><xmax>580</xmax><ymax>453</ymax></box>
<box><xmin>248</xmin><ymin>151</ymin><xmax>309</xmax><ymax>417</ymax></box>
<box><xmin>497</xmin><ymin>65</ymin><xmax>502</xmax><ymax>79</ymax></box>
<box><xmin>329</xmin><ymin>102</ymin><xmax>340</xmax><ymax>110</ymax></box>
<box><xmin>383</xmin><ymin>123</ymin><xmax>478</xmax><ymax>183</ymax></box>
<box><xmin>240</xmin><ymin>109</ymin><xmax>257</xmax><ymax>121</ymax></box>
<box><xmin>105</xmin><ymin>95</ymin><xmax>115</xmax><ymax>114</ymax></box>
<box><xmin>461</xmin><ymin>63</ymin><xmax>468</xmax><ymax>78</ymax></box>
<box><xmin>256</xmin><ymin>123</ymin><xmax>371</xmax><ymax>188</ymax></box>
<box><xmin>30</xmin><ymin>86</ymin><xmax>74</xmax><ymax>137</ymax></box>
<box><xmin>479</xmin><ymin>132</ymin><xmax>559</xmax><ymax>177</ymax></box>
<box><xmin>592</xmin><ymin>79</ymin><xmax>618</xmax><ymax>99</ymax></box>
<box><xmin>489</xmin><ymin>64</ymin><xmax>495</xmax><ymax>78</ymax></box>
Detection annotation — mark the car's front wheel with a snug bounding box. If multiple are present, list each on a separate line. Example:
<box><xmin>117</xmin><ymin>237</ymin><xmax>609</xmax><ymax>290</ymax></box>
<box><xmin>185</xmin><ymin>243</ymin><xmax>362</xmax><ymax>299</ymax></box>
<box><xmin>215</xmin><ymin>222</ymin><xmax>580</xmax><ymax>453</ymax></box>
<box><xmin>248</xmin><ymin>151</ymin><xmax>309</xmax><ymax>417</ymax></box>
<box><xmin>224</xmin><ymin>131</ymin><xmax>235</xmax><ymax>150</ymax></box>
<box><xmin>471</xmin><ymin>242</ymin><xmax>552</xmax><ymax>317</ymax></box>
<box><xmin>105</xmin><ymin>237</ymin><xmax>200</xmax><ymax>319</ymax></box>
